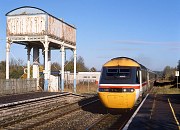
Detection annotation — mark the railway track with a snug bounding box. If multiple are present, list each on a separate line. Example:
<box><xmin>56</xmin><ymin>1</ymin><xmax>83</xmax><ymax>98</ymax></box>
<box><xmin>0</xmin><ymin>94</ymin><xmax>98</xmax><ymax>129</ymax></box>
<box><xmin>85</xmin><ymin>96</ymin><xmax>146</xmax><ymax>130</ymax></box>
<box><xmin>0</xmin><ymin>92</ymin><xmax>148</xmax><ymax>129</ymax></box>
<box><xmin>85</xmin><ymin>111</ymin><xmax>134</xmax><ymax>130</ymax></box>
<box><xmin>0</xmin><ymin>93</ymin><xmax>84</xmax><ymax>124</ymax></box>
<box><xmin>86</xmin><ymin>113</ymin><xmax>111</xmax><ymax>130</ymax></box>
<box><xmin>34</xmin><ymin>97</ymin><xmax>106</xmax><ymax>130</ymax></box>
<box><xmin>0</xmin><ymin>92</ymin><xmax>81</xmax><ymax>108</ymax></box>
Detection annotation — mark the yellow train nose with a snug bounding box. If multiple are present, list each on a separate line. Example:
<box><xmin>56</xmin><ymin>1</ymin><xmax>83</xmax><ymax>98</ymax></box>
<box><xmin>98</xmin><ymin>92</ymin><xmax>136</xmax><ymax>109</ymax></box>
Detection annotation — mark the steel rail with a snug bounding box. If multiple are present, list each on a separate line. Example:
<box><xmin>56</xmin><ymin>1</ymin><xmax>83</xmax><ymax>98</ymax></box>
<box><xmin>1</xmin><ymin>97</ymin><xmax>99</xmax><ymax>129</ymax></box>
<box><xmin>0</xmin><ymin>93</ymin><xmax>76</xmax><ymax>123</ymax></box>
<box><xmin>0</xmin><ymin>92</ymin><xmax>71</xmax><ymax>108</ymax></box>
<box><xmin>0</xmin><ymin>96</ymin><xmax>79</xmax><ymax>125</ymax></box>
<box><xmin>0</xmin><ymin>92</ymin><xmax>86</xmax><ymax>120</ymax></box>
<box><xmin>22</xmin><ymin>99</ymin><xmax>100</xmax><ymax>130</ymax></box>
<box><xmin>85</xmin><ymin>113</ymin><xmax>110</xmax><ymax>130</ymax></box>
<box><xmin>0</xmin><ymin>93</ymin><xmax>79</xmax><ymax>116</ymax></box>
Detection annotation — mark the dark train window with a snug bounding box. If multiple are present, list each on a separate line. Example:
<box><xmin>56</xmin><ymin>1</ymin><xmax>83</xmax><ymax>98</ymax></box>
<box><xmin>120</xmin><ymin>69</ymin><xmax>130</xmax><ymax>73</ymax></box>
<box><xmin>106</xmin><ymin>68</ymin><xmax>118</xmax><ymax>76</ymax></box>
<box><xmin>107</xmin><ymin>68</ymin><xmax>118</xmax><ymax>73</ymax></box>
<box><xmin>119</xmin><ymin>68</ymin><xmax>130</xmax><ymax>78</ymax></box>
<box><xmin>106</xmin><ymin>68</ymin><xmax>131</xmax><ymax>78</ymax></box>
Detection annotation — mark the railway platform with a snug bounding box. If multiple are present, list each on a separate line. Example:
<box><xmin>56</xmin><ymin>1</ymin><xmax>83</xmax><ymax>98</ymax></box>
<box><xmin>0</xmin><ymin>92</ymin><xmax>64</xmax><ymax>106</ymax></box>
<box><xmin>124</xmin><ymin>94</ymin><xmax>180</xmax><ymax>130</ymax></box>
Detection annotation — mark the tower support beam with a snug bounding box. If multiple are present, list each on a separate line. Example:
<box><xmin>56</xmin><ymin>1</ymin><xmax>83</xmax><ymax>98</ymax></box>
<box><xmin>61</xmin><ymin>45</ymin><xmax>65</xmax><ymax>91</ymax></box>
<box><xmin>6</xmin><ymin>39</ymin><xmax>11</xmax><ymax>79</ymax></box>
<box><xmin>73</xmin><ymin>49</ymin><xmax>77</xmax><ymax>93</ymax></box>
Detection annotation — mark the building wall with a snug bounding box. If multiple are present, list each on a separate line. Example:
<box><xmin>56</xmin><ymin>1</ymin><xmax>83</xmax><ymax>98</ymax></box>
<box><xmin>0</xmin><ymin>79</ymin><xmax>37</xmax><ymax>95</ymax></box>
<box><xmin>64</xmin><ymin>72</ymin><xmax>101</xmax><ymax>84</ymax></box>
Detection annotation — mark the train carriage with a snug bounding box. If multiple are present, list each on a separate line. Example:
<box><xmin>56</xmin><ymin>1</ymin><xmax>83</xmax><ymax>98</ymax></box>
<box><xmin>98</xmin><ymin>57</ymin><xmax>156</xmax><ymax>109</ymax></box>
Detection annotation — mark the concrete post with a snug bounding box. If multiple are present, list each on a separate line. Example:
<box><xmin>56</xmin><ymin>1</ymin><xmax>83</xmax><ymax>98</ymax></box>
<box><xmin>6</xmin><ymin>39</ymin><xmax>11</xmax><ymax>79</ymax></box>
<box><xmin>33</xmin><ymin>47</ymin><xmax>40</xmax><ymax>89</ymax></box>
<box><xmin>44</xmin><ymin>36</ymin><xmax>49</xmax><ymax>91</ymax></box>
<box><xmin>27</xmin><ymin>47</ymin><xmax>31</xmax><ymax>79</ymax></box>
<box><xmin>48</xmin><ymin>48</ymin><xmax>51</xmax><ymax>91</ymax></box>
<box><xmin>73</xmin><ymin>49</ymin><xmax>77</xmax><ymax>93</ymax></box>
<box><xmin>61</xmin><ymin>45</ymin><xmax>65</xmax><ymax>92</ymax></box>
<box><xmin>48</xmin><ymin>48</ymin><xmax>51</xmax><ymax>79</ymax></box>
<box><xmin>42</xmin><ymin>48</ymin><xmax>45</xmax><ymax>66</ymax></box>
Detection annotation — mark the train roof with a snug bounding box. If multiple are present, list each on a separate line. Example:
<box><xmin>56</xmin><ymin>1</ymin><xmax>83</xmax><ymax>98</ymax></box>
<box><xmin>103</xmin><ymin>57</ymin><xmax>147</xmax><ymax>69</ymax></box>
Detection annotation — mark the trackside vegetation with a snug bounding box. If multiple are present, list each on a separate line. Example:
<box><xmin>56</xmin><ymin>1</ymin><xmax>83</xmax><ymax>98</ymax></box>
<box><xmin>0</xmin><ymin>57</ymin><xmax>179</xmax><ymax>95</ymax></box>
<box><xmin>0</xmin><ymin>56</ymin><xmax>96</xmax><ymax>79</ymax></box>
<box><xmin>152</xmin><ymin>84</ymin><xmax>180</xmax><ymax>94</ymax></box>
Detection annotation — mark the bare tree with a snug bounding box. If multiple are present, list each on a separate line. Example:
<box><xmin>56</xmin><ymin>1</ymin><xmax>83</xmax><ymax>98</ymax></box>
<box><xmin>65</xmin><ymin>56</ymin><xmax>89</xmax><ymax>72</ymax></box>
<box><xmin>163</xmin><ymin>66</ymin><xmax>175</xmax><ymax>81</ymax></box>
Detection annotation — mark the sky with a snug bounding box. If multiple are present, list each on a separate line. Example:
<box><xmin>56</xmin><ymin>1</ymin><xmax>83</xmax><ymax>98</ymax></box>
<box><xmin>0</xmin><ymin>0</ymin><xmax>180</xmax><ymax>71</ymax></box>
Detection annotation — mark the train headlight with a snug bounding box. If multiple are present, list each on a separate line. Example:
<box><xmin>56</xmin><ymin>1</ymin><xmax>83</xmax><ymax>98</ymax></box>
<box><xmin>130</xmin><ymin>88</ymin><xmax>135</xmax><ymax>92</ymax></box>
<box><xmin>122</xmin><ymin>88</ymin><xmax>134</xmax><ymax>92</ymax></box>
<box><xmin>123</xmin><ymin>89</ymin><xmax>127</xmax><ymax>92</ymax></box>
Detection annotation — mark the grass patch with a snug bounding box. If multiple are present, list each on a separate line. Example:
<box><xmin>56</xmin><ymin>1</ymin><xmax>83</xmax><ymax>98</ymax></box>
<box><xmin>152</xmin><ymin>85</ymin><xmax>180</xmax><ymax>94</ymax></box>
<box><xmin>64</xmin><ymin>83</ymin><xmax>98</xmax><ymax>94</ymax></box>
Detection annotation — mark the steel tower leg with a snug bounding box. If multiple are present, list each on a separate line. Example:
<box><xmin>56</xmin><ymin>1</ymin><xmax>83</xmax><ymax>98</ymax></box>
<box><xmin>44</xmin><ymin>36</ymin><xmax>49</xmax><ymax>91</ymax></box>
<box><xmin>73</xmin><ymin>49</ymin><xmax>77</xmax><ymax>93</ymax></box>
<box><xmin>48</xmin><ymin>48</ymin><xmax>51</xmax><ymax>80</ymax></box>
<box><xmin>33</xmin><ymin>47</ymin><xmax>40</xmax><ymax>89</ymax></box>
<box><xmin>61</xmin><ymin>45</ymin><xmax>65</xmax><ymax>92</ymax></box>
<box><xmin>6</xmin><ymin>39</ymin><xmax>10</xmax><ymax>79</ymax></box>
<box><xmin>27</xmin><ymin>47</ymin><xmax>31</xmax><ymax>79</ymax></box>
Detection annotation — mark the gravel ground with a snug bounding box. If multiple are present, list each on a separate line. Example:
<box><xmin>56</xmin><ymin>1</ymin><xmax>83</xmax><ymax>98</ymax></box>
<box><xmin>36</xmin><ymin>110</ymin><xmax>105</xmax><ymax>130</ymax></box>
<box><xmin>34</xmin><ymin>100</ymin><xmax>108</xmax><ymax>130</ymax></box>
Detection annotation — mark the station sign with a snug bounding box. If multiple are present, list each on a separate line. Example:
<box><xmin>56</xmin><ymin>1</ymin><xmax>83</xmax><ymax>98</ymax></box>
<box><xmin>175</xmin><ymin>71</ymin><xmax>179</xmax><ymax>77</ymax></box>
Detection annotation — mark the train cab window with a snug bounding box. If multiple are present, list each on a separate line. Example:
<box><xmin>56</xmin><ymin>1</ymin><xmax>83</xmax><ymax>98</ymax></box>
<box><xmin>106</xmin><ymin>68</ymin><xmax>118</xmax><ymax>76</ymax></box>
<box><xmin>106</xmin><ymin>68</ymin><xmax>131</xmax><ymax>79</ymax></box>
<box><xmin>119</xmin><ymin>69</ymin><xmax>130</xmax><ymax>78</ymax></box>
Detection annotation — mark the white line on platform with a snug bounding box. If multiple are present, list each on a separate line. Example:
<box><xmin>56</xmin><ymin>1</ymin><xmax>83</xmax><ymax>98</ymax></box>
<box><xmin>168</xmin><ymin>98</ymin><xmax>180</xmax><ymax>130</ymax></box>
<box><xmin>122</xmin><ymin>94</ymin><xmax>149</xmax><ymax>130</ymax></box>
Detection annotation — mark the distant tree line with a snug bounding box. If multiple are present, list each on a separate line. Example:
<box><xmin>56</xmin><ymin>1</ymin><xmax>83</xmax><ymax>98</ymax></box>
<box><xmin>51</xmin><ymin>56</ymin><xmax>97</xmax><ymax>72</ymax></box>
<box><xmin>162</xmin><ymin>60</ymin><xmax>180</xmax><ymax>81</ymax></box>
<box><xmin>0</xmin><ymin>59</ymin><xmax>24</xmax><ymax>79</ymax></box>
<box><xmin>162</xmin><ymin>66</ymin><xmax>175</xmax><ymax>80</ymax></box>
<box><xmin>0</xmin><ymin>56</ymin><xmax>97</xmax><ymax>79</ymax></box>
<box><xmin>1</xmin><ymin>57</ymin><xmax>179</xmax><ymax>80</ymax></box>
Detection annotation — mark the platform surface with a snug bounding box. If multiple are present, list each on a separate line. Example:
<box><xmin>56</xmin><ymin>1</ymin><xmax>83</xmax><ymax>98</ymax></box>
<box><xmin>128</xmin><ymin>94</ymin><xmax>180</xmax><ymax>130</ymax></box>
<box><xmin>0</xmin><ymin>92</ymin><xmax>63</xmax><ymax>105</ymax></box>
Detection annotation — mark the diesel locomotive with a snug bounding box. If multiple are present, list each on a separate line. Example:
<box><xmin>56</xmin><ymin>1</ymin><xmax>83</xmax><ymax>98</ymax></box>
<box><xmin>98</xmin><ymin>57</ymin><xmax>156</xmax><ymax>109</ymax></box>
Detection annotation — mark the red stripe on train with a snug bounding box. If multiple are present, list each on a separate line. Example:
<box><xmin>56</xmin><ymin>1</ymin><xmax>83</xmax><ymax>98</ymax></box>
<box><xmin>99</xmin><ymin>82</ymin><xmax>148</xmax><ymax>89</ymax></box>
<box><xmin>99</xmin><ymin>86</ymin><xmax>140</xmax><ymax>89</ymax></box>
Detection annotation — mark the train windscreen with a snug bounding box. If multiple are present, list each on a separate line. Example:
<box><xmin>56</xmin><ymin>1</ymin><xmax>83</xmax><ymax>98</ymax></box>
<box><xmin>99</xmin><ymin>67</ymin><xmax>138</xmax><ymax>84</ymax></box>
<box><xmin>106</xmin><ymin>68</ymin><xmax>131</xmax><ymax>78</ymax></box>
